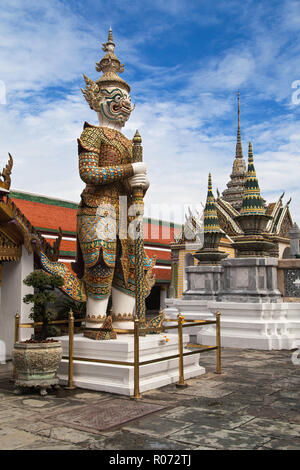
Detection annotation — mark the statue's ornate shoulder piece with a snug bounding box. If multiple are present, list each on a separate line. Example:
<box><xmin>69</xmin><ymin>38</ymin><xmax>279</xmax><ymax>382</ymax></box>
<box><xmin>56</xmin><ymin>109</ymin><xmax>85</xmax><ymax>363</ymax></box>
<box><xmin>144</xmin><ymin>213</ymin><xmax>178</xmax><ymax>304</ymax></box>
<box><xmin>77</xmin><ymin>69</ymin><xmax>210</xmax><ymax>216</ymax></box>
<box><xmin>78</xmin><ymin>122</ymin><xmax>103</xmax><ymax>154</ymax></box>
<box><xmin>101</xmin><ymin>127</ymin><xmax>133</xmax><ymax>159</ymax></box>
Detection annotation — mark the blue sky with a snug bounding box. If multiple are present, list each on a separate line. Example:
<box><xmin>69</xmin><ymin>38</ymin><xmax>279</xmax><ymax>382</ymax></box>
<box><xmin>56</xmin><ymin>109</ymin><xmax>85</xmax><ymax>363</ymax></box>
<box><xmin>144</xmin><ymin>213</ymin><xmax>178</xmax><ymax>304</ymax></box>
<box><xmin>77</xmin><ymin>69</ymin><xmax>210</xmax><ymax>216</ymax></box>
<box><xmin>1</xmin><ymin>0</ymin><xmax>300</xmax><ymax>223</ymax></box>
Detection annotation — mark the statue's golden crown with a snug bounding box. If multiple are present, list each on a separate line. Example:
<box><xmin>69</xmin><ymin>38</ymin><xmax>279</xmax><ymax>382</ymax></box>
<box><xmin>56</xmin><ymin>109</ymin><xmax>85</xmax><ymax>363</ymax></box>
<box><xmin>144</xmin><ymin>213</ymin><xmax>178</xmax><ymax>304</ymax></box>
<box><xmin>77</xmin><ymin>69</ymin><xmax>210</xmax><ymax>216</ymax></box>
<box><xmin>81</xmin><ymin>28</ymin><xmax>130</xmax><ymax>111</ymax></box>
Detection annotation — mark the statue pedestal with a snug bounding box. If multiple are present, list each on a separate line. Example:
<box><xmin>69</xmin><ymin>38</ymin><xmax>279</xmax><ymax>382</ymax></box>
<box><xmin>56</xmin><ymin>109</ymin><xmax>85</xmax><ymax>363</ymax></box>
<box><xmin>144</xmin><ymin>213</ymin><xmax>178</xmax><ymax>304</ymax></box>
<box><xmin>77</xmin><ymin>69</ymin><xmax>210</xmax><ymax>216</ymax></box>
<box><xmin>164</xmin><ymin>299</ymin><xmax>300</xmax><ymax>350</ymax></box>
<box><xmin>198</xmin><ymin>301</ymin><xmax>300</xmax><ymax>350</ymax></box>
<box><xmin>57</xmin><ymin>333</ymin><xmax>205</xmax><ymax>395</ymax></box>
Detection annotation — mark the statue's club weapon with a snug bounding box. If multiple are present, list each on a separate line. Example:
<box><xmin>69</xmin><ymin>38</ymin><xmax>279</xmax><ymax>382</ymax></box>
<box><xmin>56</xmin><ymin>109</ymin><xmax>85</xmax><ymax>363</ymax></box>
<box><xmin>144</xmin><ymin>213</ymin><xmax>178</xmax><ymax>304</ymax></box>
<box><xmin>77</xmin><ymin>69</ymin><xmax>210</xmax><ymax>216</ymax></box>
<box><xmin>132</xmin><ymin>130</ymin><xmax>146</xmax><ymax>324</ymax></box>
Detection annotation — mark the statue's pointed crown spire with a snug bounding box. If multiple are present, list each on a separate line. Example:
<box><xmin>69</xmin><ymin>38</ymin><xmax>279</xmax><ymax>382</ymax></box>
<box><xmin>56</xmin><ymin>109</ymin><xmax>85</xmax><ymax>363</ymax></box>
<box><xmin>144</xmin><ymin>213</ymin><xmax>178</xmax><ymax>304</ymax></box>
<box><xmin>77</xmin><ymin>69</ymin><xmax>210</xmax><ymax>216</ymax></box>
<box><xmin>94</xmin><ymin>27</ymin><xmax>130</xmax><ymax>92</ymax></box>
<box><xmin>240</xmin><ymin>142</ymin><xmax>265</xmax><ymax>216</ymax></box>
<box><xmin>204</xmin><ymin>173</ymin><xmax>221</xmax><ymax>233</ymax></box>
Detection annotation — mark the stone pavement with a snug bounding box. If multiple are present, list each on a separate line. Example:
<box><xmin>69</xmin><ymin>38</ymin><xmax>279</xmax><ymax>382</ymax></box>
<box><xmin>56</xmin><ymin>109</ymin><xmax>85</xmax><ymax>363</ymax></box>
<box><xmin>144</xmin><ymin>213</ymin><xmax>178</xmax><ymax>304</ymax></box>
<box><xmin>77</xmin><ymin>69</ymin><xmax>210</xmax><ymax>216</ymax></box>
<box><xmin>0</xmin><ymin>347</ymin><xmax>299</xmax><ymax>450</ymax></box>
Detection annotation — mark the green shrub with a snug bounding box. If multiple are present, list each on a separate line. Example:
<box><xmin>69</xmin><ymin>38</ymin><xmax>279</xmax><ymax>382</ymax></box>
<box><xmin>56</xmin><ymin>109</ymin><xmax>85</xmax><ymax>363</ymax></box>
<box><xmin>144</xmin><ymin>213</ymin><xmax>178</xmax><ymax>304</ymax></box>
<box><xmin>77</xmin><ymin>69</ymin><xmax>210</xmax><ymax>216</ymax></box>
<box><xmin>23</xmin><ymin>270</ymin><xmax>64</xmax><ymax>341</ymax></box>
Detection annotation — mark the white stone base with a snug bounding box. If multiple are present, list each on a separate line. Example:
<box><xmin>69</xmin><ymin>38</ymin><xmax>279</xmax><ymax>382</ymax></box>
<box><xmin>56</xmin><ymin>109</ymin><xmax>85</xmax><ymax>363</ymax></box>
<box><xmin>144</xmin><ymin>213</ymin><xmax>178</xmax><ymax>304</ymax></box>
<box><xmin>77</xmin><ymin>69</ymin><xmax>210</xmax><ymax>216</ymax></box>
<box><xmin>164</xmin><ymin>299</ymin><xmax>300</xmax><ymax>350</ymax></box>
<box><xmin>164</xmin><ymin>299</ymin><xmax>213</xmax><ymax>336</ymax></box>
<box><xmin>57</xmin><ymin>333</ymin><xmax>205</xmax><ymax>395</ymax></box>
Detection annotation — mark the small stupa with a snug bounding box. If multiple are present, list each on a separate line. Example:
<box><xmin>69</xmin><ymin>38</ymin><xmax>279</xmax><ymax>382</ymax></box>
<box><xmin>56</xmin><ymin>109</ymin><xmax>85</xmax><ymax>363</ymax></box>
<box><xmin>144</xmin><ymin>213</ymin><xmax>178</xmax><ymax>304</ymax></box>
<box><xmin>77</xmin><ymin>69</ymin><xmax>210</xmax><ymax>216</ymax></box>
<box><xmin>233</xmin><ymin>142</ymin><xmax>276</xmax><ymax>256</ymax></box>
<box><xmin>193</xmin><ymin>173</ymin><xmax>228</xmax><ymax>264</ymax></box>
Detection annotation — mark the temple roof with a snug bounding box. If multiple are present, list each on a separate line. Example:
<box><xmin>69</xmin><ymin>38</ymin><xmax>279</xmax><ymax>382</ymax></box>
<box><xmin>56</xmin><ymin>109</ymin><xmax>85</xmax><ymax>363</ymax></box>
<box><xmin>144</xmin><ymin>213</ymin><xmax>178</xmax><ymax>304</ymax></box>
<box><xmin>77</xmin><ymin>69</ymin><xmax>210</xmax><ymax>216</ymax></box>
<box><xmin>0</xmin><ymin>155</ymin><xmax>62</xmax><ymax>263</ymax></box>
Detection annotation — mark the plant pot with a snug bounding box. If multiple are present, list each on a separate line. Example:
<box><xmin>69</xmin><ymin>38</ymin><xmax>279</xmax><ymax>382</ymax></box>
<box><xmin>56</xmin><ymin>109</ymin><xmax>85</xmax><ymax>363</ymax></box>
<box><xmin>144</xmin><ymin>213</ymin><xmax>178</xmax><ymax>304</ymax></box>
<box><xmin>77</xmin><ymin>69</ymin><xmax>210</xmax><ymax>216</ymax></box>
<box><xmin>12</xmin><ymin>341</ymin><xmax>62</xmax><ymax>396</ymax></box>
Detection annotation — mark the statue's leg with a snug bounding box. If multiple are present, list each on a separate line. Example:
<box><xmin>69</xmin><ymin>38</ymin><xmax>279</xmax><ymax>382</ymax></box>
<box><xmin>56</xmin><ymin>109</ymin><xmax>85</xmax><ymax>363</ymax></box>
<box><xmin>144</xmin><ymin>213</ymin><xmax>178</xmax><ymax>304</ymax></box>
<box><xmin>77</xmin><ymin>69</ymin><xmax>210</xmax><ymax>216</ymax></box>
<box><xmin>85</xmin><ymin>295</ymin><xmax>109</xmax><ymax>329</ymax></box>
<box><xmin>84</xmin><ymin>260</ymin><xmax>115</xmax><ymax>329</ymax></box>
<box><xmin>111</xmin><ymin>286</ymin><xmax>135</xmax><ymax>315</ymax></box>
<box><xmin>111</xmin><ymin>287</ymin><xmax>135</xmax><ymax>329</ymax></box>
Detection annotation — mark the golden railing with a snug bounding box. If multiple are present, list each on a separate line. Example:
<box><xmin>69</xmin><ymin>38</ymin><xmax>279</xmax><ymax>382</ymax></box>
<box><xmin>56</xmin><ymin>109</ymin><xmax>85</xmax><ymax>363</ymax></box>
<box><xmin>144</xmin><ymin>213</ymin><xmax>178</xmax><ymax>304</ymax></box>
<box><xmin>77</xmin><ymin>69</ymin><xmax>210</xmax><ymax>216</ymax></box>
<box><xmin>14</xmin><ymin>311</ymin><xmax>221</xmax><ymax>399</ymax></box>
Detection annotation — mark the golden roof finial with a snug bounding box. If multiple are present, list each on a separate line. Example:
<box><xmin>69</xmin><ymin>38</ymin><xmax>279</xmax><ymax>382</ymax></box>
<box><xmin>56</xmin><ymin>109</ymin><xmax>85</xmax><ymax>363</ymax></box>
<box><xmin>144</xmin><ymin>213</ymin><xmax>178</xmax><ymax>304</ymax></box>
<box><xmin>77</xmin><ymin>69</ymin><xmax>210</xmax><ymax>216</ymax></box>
<box><xmin>0</xmin><ymin>153</ymin><xmax>13</xmax><ymax>192</ymax></box>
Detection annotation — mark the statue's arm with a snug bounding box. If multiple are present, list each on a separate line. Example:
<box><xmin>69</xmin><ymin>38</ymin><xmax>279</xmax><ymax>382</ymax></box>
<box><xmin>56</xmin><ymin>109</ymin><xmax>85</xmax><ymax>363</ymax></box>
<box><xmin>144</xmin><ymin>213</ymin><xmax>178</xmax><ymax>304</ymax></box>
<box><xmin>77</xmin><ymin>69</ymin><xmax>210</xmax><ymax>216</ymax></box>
<box><xmin>79</xmin><ymin>150</ymin><xmax>133</xmax><ymax>185</ymax></box>
<box><xmin>78</xmin><ymin>127</ymin><xmax>134</xmax><ymax>185</ymax></box>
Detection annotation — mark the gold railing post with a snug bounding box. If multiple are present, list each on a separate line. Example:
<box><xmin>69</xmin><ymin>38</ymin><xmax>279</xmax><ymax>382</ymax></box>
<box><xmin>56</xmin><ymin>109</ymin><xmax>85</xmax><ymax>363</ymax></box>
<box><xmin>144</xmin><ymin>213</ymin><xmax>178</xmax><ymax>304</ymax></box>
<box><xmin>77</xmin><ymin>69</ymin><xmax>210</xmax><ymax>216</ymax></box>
<box><xmin>216</xmin><ymin>310</ymin><xmax>221</xmax><ymax>374</ymax></box>
<box><xmin>176</xmin><ymin>314</ymin><xmax>187</xmax><ymax>388</ymax></box>
<box><xmin>133</xmin><ymin>318</ymin><xmax>141</xmax><ymax>399</ymax></box>
<box><xmin>65</xmin><ymin>309</ymin><xmax>76</xmax><ymax>390</ymax></box>
<box><xmin>14</xmin><ymin>312</ymin><xmax>20</xmax><ymax>344</ymax></box>
<box><xmin>13</xmin><ymin>312</ymin><xmax>20</xmax><ymax>380</ymax></box>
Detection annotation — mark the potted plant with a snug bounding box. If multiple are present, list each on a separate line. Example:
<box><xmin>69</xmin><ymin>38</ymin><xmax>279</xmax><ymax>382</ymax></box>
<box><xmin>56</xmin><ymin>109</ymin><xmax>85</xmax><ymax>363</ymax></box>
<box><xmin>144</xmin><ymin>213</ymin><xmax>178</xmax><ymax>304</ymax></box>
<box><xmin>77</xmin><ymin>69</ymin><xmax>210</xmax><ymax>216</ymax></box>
<box><xmin>53</xmin><ymin>295</ymin><xmax>86</xmax><ymax>336</ymax></box>
<box><xmin>12</xmin><ymin>270</ymin><xmax>64</xmax><ymax>396</ymax></box>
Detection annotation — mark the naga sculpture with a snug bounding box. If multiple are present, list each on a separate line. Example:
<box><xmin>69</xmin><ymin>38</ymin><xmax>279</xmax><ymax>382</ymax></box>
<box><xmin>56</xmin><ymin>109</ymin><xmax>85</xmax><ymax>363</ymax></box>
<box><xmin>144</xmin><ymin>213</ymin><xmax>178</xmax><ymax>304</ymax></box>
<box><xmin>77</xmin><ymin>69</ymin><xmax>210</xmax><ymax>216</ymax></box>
<box><xmin>41</xmin><ymin>28</ymin><xmax>158</xmax><ymax>337</ymax></box>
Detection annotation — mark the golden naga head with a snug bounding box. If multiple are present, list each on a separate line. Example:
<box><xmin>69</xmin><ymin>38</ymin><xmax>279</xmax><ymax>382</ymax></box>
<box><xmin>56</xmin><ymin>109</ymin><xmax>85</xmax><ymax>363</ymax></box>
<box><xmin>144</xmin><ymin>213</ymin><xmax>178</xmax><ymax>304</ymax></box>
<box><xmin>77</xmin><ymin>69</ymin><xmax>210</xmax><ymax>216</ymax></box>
<box><xmin>81</xmin><ymin>28</ymin><xmax>134</xmax><ymax>127</ymax></box>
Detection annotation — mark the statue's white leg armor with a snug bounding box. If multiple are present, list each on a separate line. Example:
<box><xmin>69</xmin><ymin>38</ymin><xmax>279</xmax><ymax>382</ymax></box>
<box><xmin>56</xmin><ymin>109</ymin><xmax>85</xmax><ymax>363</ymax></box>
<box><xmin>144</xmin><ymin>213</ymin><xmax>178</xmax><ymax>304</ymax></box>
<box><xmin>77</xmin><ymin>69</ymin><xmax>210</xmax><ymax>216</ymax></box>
<box><xmin>112</xmin><ymin>286</ymin><xmax>135</xmax><ymax>329</ymax></box>
<box><xmin>85</xmin><ymin>296</ymin><xmax>109</xmax><ymax>329</ymax></box>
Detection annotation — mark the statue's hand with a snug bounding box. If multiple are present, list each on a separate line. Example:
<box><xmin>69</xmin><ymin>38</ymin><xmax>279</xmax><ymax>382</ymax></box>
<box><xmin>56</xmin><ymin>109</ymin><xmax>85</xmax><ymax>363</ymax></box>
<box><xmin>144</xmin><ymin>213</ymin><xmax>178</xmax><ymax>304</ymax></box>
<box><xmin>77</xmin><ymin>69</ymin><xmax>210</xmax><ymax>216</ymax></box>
<box><xmin>132</xmin><ymin>162</ymin><xmax>147</xmax><ymax>175</ymax></box>
<box><xmin>128</xmin><ymin>174</ymin><xmax>150</xmax><ymax>190</ymax></box>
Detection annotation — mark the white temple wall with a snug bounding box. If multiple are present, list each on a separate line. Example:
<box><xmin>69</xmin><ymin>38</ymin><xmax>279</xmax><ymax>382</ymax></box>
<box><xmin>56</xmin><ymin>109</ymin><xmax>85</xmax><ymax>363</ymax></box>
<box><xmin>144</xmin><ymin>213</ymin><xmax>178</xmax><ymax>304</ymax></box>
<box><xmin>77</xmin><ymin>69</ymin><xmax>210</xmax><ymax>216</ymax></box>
<box><xmin>278</xmin><ymin>241</ymin><xmax>289</xmax><ymax>259</ymax></box>
<box><xmin>0</xmin><ymin>247</ymin><xmax>33</xmax><ymax>360</ymax></box>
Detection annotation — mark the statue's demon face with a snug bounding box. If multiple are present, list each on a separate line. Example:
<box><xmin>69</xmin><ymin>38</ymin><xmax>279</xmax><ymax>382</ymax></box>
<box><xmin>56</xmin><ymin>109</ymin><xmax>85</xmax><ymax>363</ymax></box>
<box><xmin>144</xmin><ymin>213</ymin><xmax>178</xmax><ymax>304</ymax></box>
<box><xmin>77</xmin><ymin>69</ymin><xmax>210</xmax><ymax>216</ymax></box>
<box><xmin>99</xmin><ymin>86</ymin><xmax>133</xmax><ymax>126</ymax></box>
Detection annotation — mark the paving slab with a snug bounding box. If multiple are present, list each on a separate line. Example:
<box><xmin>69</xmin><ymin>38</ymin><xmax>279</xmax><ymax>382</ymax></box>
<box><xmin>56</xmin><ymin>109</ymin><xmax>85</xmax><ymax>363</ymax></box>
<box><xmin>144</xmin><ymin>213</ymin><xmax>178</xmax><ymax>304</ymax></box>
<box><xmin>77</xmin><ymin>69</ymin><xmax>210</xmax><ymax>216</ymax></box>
<box><xmin>162</xmin><ymin>382</ymin><xmax>235</xmax><ymax>399</ymax></box>
<box><xmin>169</xmin><ymin>424</ymin><xmax>270</xmax><ymax>450</ymax></box>
<box><xmin>240</xmin><ymin>418</ymin><xmax>300</xmax><ymax>438</ymax></box>
<box><xmin>39</xmin><ymin>425</ymin><xmax>104</xmax><ymax>446</ymax></box>
<box><xmin>160</xmin><ymin>406</ymin><xmax>255</xmax><ymax>429</ymax></box>
<box><xmin>122</xmin><ymin>417</ymin><xmax>192</xmax><ymax>437</ymax></box>
<box><xmin>262</xmin><ymin>438</ymin><xmax>300</xmax><ymax>450</ymax></box>
<box><xmin>17</xmin><ymin>438</ymin><xmax>86</xmax><ymax>450</ymax></box>
<box><xmin>0</xmin><ymin>427</ymin><xmax>40</xmax><ymax>450</ymax></box>
<box><xmin>88</xmin><ymin>430</ymin><xmax>195</xmax><ymax>450</ymax></box>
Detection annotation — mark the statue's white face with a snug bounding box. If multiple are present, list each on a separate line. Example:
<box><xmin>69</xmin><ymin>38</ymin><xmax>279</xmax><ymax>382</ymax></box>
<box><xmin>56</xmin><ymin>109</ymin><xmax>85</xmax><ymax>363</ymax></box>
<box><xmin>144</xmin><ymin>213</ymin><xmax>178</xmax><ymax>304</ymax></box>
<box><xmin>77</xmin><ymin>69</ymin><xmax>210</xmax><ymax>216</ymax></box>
<box><xmin>99</xmin><ymin>86</ymin><xmax>133</xmax><ymax>127</ymax></box>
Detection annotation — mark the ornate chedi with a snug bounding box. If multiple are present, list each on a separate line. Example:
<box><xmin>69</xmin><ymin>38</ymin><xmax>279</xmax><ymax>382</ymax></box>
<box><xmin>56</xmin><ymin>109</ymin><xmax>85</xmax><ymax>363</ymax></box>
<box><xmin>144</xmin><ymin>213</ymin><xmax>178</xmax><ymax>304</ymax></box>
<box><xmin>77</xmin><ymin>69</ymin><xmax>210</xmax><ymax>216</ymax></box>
<box><xmin>168</xmin><ymin>94</ymin><xmax>293</xmax><ymax>301</ymax></box>
<box><xmin>222</xmin><ymin>93</ymin><xmax>247</xmax><ymax>210</ymax></box>
<box><xmin>40</xmin><ymin>28</ymin><xmax>156</xmax><ymax>338</ymax></box>
<box><xmin>194</xmin><ymin>174</ymin><xmax>228</xmax><ymax>265</ymax></box>
<box><xmin>233</xmin><ymin>142</ymin><xmax>276</xmax><ymax>257</ymax></box>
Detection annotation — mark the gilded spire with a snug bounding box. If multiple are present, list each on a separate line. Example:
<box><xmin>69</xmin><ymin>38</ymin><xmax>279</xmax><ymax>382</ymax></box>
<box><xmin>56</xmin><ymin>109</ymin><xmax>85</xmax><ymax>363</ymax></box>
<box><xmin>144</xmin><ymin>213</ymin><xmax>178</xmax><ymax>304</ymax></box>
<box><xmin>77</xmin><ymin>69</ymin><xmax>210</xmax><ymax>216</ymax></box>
<box><xmin>221</xmin><ymin>92</ymin><xmax>247</xmax><ymax>210</ymax></box>
<box><xmin>204</xmin><ymin>173</ymin><xmax>221</xmax><ymax>233</ymax></box>
<box><xmin>235</xmin><ymin>91</ymin><xmax>243</xmax><ymax>159</ymax></box>
<box><xmin>240</xmin><ymin>142</ymin><xmax>265</xmax><ymax>216</ymax></box>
